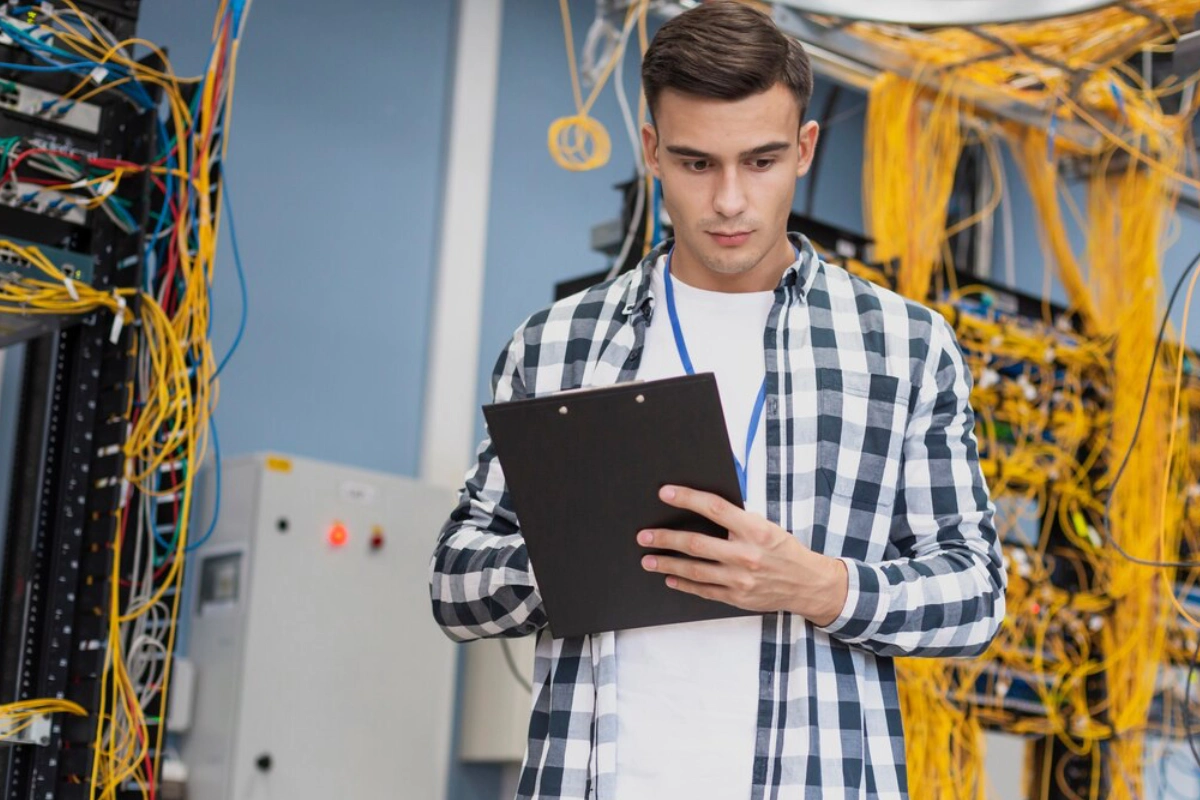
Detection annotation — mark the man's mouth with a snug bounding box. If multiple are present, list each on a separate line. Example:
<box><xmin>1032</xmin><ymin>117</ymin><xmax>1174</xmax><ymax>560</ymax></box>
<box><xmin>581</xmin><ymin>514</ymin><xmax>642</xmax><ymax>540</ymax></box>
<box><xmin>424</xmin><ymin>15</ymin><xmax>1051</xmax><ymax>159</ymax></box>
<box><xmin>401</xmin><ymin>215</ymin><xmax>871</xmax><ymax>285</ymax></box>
<box><xmin>708</xmin><ymin>231</ymin><xmax>752</xmax><ymax>247</ymax></box>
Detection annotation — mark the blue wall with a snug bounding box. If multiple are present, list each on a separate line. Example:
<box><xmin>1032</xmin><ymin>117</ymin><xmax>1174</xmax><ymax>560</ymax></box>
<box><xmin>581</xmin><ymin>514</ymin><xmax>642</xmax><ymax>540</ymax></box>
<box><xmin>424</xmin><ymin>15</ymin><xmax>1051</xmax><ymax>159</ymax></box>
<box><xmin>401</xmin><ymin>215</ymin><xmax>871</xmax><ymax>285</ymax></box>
<box><xmin>135</xmin><ymin>0</ymin><xmax>472</xmax><ymax>795</ymax></box>
<box><xmin>1164</xmin><ymin>214</ymin><xmax>1200</xmax><ymax>345</ymax></box>
<box><xmin>139</xmin><ymin>0</ymin><xmax>455</xmax><ymax>477</ymax></box>
<box><xmin>475</xmin><ymin>0</ymin><xmax>652</xmax><ymax>432</ymax></box>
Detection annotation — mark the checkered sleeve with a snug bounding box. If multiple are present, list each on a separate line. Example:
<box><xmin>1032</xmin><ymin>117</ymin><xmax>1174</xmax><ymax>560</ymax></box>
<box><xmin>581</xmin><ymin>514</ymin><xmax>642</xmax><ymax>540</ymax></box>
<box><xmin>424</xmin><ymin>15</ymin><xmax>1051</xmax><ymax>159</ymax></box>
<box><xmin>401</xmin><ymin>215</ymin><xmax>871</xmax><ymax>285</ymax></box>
<box><xmin>818</xmin><ymin>313</ymin><xmax>1007</xmax><ymax>658</ymax></box>
<box><xmin>429</xmin><ymin>326</ymin><xmax>547</xmax><ymax>643</ymax></box>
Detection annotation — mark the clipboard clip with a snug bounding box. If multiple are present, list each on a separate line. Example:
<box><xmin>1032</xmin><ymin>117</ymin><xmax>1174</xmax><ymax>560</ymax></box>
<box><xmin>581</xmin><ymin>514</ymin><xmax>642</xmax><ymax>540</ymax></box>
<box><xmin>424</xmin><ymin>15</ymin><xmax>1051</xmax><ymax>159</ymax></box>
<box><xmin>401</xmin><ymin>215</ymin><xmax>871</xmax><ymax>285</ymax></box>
<box><xmin>552</xmin><ymin>379</ymin><xmax>643</xmax><ymax>398</ymax></box>
<box><xmin>553</xmin><ymin>380</ymin><xmax>646</xmax><ymax>414</ymax></box>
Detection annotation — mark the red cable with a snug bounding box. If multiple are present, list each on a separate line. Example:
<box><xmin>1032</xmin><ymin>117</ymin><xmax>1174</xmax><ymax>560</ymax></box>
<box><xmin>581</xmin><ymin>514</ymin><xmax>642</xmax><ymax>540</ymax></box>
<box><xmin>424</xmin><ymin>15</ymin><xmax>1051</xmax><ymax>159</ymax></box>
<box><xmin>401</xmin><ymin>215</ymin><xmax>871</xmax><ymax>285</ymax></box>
<box><xmin>0</xmin><ymin>147</ymin><xmax>72</xmax><ymax>187</ymax></box>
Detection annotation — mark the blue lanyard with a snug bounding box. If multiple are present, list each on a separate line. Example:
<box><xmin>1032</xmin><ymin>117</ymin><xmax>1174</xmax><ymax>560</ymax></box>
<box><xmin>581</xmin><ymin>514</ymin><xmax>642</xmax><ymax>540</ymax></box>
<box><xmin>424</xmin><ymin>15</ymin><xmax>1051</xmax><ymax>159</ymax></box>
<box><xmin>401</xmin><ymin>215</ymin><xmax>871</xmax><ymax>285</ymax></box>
<box><xmin>662</xmin><ymin>248</ymin><xmax>769</xmax><ymax>502</ymax></box>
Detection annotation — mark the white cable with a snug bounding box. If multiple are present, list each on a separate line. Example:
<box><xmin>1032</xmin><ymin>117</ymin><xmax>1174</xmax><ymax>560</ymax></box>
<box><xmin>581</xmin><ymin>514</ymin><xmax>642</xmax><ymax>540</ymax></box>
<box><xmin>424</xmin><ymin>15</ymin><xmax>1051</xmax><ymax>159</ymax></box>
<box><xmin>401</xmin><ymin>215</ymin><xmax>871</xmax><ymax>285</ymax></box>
<box><xmin>51</xmin><ymin>8</ymin><xmax>126</xmax><ymax>56</ymax></box>
<box><xmin>130</xmin><ymin>634</ymin><xmax>167</xmax><ymax>705</ymax></box>
<box><xmin>1000</xmin><ymin>153</ymin><xmax>1016</xmax><ymax>286</ymax></box>
<box><xmin>612</xmin><ymin>10</ymin><xmax>639</xmax><ymax>178</ymax></box>
<box><xmin>98</xmin><ymin>200</ymin><xmax>136</xmax><ymax>234</ymax></box>
<box><xmin>607</xmin><ymin>9</ymin><xmax>644</xmax><ymax>281</ymax></box>
<box><xmin>580</xmin><ymin>12</ymin><xmax>620</xmax><ymax>89</ymax></box>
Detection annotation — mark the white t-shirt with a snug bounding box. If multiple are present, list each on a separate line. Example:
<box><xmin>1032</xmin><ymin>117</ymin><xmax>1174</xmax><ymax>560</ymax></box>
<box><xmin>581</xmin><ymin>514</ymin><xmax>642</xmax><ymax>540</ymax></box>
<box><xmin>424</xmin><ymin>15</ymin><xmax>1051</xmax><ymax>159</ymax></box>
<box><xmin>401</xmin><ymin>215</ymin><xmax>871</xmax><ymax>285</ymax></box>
<box><xmin>615</xmin><ymin>256</ymin><xmax>775</xmax><ymax>799</ymax></box>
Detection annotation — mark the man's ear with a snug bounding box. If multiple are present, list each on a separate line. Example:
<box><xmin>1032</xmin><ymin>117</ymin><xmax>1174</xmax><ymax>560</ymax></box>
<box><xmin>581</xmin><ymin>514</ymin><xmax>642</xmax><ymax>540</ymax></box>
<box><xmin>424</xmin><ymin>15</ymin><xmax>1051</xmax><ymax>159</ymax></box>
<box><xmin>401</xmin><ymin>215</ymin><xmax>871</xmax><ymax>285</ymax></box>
<box><xmin>796</xmin><ymin>120</ymin><xmax>820</xmax><ymax>179</ymax></box>
<box><xmin>642</xmin><ymin>123</ymin><xmax>661</xmax><ymax>179</ymax></box>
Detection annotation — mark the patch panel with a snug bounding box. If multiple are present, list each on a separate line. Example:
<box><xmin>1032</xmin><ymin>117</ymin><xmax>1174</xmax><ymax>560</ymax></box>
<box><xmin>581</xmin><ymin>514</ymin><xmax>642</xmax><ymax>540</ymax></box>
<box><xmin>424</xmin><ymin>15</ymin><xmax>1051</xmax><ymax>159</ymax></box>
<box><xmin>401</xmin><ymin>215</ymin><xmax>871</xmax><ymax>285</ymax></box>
<box><xmin>0</xmin><ymin>180</ymin><xmax>87</xmax><ymax>225</ymax></box>
<box><xmin>0</xmin><ymin>78</ymin><xmax>102</xmax><ymax>135</ymax></box>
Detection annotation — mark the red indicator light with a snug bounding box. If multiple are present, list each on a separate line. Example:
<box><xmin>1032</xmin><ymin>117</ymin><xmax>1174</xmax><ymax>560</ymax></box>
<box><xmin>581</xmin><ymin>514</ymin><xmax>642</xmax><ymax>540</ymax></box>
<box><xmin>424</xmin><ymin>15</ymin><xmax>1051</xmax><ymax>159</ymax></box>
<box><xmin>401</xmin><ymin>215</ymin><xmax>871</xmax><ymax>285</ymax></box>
<box><xmin>370</xmin><ymin>526</ymin><xmax>385</xmax><ymax>551</ymax></box>
<box><xmin>328</xmin><ymin>522</ymin><xmax>349</xmax><ymax>548</ymax></box>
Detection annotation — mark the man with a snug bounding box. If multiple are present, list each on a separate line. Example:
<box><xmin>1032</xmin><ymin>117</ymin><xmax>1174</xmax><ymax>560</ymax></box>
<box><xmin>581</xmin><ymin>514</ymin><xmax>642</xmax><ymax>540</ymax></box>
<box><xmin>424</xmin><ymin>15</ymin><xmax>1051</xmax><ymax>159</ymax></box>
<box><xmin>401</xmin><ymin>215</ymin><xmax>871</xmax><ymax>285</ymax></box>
<box><xmin>430</xmin><ymin>3</ymin><xmax>1005</xmax><ymax>798</ymax></box>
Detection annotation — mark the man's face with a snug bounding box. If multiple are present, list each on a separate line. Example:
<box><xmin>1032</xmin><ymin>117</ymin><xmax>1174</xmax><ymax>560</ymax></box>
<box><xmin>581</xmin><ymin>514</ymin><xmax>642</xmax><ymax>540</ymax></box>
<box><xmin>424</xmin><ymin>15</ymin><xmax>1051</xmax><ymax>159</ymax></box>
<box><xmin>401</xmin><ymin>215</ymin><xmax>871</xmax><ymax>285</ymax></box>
<box><xmin>643</xmin><ymin>83</ymin><xmax>819</xmax><ymax>284</ymax></box>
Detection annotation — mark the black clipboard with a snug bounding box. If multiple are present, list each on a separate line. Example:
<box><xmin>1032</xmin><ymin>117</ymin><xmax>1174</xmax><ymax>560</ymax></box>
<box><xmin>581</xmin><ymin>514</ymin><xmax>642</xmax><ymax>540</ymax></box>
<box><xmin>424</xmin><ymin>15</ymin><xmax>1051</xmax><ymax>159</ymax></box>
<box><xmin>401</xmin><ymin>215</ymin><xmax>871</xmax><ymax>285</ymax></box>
<box><xmin>482</xmin><ymin>373</ymin><xmax>756</xmax><ymax>638</ymax></box>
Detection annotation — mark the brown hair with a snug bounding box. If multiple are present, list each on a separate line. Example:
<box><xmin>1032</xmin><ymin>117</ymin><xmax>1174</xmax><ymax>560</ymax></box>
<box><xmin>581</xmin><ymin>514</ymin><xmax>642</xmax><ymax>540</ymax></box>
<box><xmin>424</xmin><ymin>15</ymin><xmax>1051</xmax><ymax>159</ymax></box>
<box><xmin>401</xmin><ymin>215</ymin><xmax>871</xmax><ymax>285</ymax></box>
<box><xmin>642</xmin><ymin>1</ymin><xmax>814</xmax><ymax>124</ymax></box>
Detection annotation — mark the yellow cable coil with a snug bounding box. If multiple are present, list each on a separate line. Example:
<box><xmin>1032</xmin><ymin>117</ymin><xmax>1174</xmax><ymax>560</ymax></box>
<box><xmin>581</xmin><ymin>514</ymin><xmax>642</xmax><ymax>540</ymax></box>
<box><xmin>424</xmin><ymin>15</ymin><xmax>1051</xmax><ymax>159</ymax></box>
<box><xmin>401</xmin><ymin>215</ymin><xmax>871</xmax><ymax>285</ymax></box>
<box><xmin>549</xmin><ymin>0</ymin><xmax>632</xmax><ymax>172</ymax></box>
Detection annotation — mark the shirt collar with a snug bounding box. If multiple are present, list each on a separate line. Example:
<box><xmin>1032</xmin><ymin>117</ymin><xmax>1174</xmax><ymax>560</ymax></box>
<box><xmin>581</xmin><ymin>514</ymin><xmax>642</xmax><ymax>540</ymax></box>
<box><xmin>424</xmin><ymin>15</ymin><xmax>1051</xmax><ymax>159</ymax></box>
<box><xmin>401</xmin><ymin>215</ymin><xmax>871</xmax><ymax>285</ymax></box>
<box><xmin>620</xmin><ymin>232</ymin><xmax>819</xmax><ymax>319</ymax></box>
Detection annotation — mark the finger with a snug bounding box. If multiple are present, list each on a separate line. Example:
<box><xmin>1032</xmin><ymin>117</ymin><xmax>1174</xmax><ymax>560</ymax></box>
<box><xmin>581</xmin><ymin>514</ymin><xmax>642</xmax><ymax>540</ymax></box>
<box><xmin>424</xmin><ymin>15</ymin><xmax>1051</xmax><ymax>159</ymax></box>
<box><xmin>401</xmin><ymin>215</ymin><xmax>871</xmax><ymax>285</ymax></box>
<box><xmin>637</xmin><ymin>528</ymin><xmax>745</xmax><ymax>565</ymax></box>
<box><xmin>642</xmin><ymin>553</ymin><xmax>736</xmax><ymax>586</ymax></box>
<box><xmin>659</xmin><ymin>485</ymin><xmax>747</xmax><ymax>530</ymax></box>
<box><xmin>663</xmin><ymin>575</ymin><xmax>732</xmax><ymax>605</ymax></box>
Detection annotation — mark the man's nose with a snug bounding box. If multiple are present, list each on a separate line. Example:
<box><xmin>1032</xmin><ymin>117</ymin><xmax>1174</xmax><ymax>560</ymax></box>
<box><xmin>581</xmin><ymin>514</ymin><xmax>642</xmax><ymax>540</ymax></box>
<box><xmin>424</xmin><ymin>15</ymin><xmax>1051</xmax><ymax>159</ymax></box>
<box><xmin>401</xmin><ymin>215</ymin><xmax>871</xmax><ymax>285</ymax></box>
<box><xmin>712</xmin><ymin>168</ymin><xmax>749</xmax><ymax>218</ymax></box>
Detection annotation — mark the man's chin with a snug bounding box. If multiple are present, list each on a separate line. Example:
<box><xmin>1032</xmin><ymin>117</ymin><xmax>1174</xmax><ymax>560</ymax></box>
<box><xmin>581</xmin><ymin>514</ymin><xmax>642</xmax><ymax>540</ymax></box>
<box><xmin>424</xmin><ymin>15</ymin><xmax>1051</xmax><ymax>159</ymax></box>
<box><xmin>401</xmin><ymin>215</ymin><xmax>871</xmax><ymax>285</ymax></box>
<box><xmin>700</xmin><ymin>251</ymin><xmax>764</xmax><ymax>277</ymax></box>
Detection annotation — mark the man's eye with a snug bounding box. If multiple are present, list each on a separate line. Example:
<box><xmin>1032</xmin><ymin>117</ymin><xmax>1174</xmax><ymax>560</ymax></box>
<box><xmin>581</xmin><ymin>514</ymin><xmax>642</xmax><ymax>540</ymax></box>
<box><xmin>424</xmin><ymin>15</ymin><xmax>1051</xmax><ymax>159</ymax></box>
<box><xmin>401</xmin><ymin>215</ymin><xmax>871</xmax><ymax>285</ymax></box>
<box><xmin>684</xmin><ymin>160</ymin><xmax>708</xmax><ymax>172</ymax></box>
<box><xmin>751</xmin><ymin>158</ymin><xmax>776</xmax><ymax>170</ymax></box>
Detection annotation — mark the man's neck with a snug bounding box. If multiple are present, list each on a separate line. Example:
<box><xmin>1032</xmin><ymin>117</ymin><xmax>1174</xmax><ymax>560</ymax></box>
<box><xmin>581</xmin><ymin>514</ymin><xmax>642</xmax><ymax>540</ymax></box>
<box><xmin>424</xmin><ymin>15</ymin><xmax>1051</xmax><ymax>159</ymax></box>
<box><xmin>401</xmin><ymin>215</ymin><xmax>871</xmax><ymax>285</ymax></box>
<box><xmin>668</xmin><ymin>236</ymin><xmax>795</xmax><ymax>293</ymax></box>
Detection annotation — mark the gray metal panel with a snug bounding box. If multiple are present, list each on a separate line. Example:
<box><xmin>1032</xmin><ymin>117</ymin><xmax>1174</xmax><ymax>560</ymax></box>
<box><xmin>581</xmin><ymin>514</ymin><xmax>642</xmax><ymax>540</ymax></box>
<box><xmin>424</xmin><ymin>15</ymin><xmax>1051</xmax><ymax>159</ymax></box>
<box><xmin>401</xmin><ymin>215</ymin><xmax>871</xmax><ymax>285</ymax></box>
<box><xmin>178</xmin><ymin>456</ymin><xmax>262</xmax><ymax>800</ymax></box>
<box><xmin>0</xmin><ymin>343</ymin><xmax>23</xmax><ymax>572</ymax></box>
<box><xmin>182</xmin><ymin>453</ymin><xmax>458</xmax><ymax>800</ymax></box>
<box><xmin>774</xmin><ymin>0</ymin><xmax>1118</xmax><ymax>25</ymax></box>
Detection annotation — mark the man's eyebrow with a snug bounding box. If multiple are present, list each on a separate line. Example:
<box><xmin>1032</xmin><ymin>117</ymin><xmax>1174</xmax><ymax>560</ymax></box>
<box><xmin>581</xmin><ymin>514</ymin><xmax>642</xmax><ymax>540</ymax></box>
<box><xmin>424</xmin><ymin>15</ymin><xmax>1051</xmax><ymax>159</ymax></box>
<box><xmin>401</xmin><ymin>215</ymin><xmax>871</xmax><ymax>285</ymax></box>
<box><xmin>663</xmin><ymin>142</ymin><xmax>791</xmax><ymax>159</ymax></box>
<box><xmin>664</xmin><ymin>145</ymin><xmax>712</xmax><ymax>159</ymax></box>
<box><xmin>740</xmin><ymin>142</ymin><xmax>790</xmax><ymax>158</ymax></box>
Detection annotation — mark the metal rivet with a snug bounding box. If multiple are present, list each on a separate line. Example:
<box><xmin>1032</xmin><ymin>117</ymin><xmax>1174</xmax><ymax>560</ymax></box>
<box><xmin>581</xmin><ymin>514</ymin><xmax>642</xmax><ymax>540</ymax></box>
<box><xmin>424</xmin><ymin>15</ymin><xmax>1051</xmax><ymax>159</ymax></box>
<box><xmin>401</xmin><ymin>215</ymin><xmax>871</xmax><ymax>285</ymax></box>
<box><xmin>559</xmin><ymin>406</ymin><xmax>568</xmax><ymax>415</ymax></box>
<box><xmin>636</xmin><ymin>395</ymin><xmax>645</xmax><ymax>403</ymax></box>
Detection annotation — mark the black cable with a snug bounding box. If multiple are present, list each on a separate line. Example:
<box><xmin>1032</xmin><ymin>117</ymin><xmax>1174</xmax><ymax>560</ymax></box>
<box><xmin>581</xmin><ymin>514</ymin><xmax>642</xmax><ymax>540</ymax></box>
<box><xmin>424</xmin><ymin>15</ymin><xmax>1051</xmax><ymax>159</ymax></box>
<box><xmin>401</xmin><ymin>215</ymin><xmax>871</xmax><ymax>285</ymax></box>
<box><xmin>500</xmin><ymin>638</ymin><xmax>532</xmax><ymax>694</ymax></box>
<box><xmin>1186</xmin><ymin>632</ymin><xmax>1200</xmax><ymax>768</ymax></box>
<box><xmin>804</xmin><ymin>85</ymin><xmax>840</xmax><ymax>217</ymax></box>
<box><xmin>1099</xmin><ymin>245</ymin><xmax>1200</xmax><ymax>568</ymax></box>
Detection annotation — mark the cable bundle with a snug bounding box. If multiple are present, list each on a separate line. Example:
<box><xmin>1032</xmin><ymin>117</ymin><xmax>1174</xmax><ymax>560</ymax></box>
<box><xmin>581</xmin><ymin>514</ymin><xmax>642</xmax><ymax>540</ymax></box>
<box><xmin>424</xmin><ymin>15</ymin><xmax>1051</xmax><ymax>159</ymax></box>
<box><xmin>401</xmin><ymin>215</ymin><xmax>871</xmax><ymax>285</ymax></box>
<box><xmin>0</xmin><ymin>699</ymin><xmax>87</xmax><ymax>741</ymax></box>
<box><xmin>0</xmin><ymin>1</ymin><xmax>249</xmax><ymax>796</ymax></box>
<box><xmin>863</xmin><ymin>70</ymin><xmax>966</xmax><ymax>300</ymax></box>
<box><xmin>851</xmin><ymin>2</ymin><xmax>1200</xmax><ymax>796</ymax></box>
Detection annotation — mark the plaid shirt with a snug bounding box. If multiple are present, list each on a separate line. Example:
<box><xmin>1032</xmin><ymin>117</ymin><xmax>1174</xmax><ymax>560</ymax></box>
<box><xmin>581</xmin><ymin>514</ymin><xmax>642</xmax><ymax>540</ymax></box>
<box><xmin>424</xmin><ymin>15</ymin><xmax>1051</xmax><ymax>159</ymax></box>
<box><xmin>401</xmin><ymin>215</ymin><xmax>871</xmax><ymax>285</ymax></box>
<box><xmin>430</xmin><ymin>234</ymin><xmax>1006</xmax><ymax>799</ymax></box>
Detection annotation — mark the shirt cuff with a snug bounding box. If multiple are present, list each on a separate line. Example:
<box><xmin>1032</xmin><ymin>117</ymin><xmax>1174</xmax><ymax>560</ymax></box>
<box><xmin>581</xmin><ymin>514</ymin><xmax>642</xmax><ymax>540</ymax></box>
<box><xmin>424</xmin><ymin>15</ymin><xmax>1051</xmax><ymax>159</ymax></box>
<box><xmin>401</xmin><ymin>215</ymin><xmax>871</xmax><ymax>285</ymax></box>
<box><xmin>813</xmin><ymin>556</ymin><xmax>871</xmax><ymax>638</ymax></box>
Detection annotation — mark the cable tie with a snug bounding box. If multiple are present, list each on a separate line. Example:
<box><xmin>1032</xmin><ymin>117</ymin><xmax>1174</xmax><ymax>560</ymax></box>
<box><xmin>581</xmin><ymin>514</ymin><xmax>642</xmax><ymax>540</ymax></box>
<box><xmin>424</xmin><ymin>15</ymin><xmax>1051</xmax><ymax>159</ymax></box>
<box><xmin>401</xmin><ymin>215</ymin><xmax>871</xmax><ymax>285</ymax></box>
<box><xmin>88</xmin><ymin>66</ymin><xmax>108</xmax><ymax>85</ymax></box>
<box><xmin>1108</xmin><ymin>79</ymin><xmax>1125</xmax><ymax>117</ymax></box>
<box><xmin>63</xmin><ymin>275</ymin><xmax>77</xmax><ymax>301</ymax></box>
<box><xmin>109</xmin><ymin>292</ymin><xmax>126</xmax><ymax>344</ymax></box>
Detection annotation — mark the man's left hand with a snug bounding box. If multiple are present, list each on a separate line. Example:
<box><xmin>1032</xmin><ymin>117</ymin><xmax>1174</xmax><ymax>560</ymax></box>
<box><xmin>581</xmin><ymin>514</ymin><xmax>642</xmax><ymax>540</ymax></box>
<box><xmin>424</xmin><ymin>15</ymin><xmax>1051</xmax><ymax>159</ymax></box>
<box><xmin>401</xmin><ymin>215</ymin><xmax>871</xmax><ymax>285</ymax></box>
<box><xmin>639</xmin><ymin>484</ymin><xmax>849</xmax><ymax>627</ymax></box>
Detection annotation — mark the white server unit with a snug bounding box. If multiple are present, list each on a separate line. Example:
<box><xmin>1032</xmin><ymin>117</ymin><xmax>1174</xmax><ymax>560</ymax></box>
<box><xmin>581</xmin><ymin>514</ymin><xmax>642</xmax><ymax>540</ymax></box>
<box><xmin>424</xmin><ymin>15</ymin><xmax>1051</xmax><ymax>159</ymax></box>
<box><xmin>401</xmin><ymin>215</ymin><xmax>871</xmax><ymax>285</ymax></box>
<box><xmin>181</xmin><ymin>453</ymin><xmax>458</xmax><ymax>800</ymax></box>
